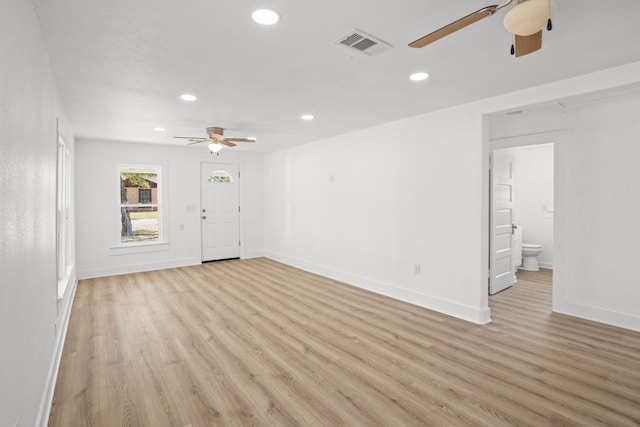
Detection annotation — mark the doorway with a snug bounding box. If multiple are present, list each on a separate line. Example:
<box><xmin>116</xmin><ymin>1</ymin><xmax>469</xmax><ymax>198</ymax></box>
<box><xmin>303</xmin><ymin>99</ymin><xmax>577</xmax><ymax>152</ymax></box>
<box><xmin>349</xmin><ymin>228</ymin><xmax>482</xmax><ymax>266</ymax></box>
<box><xmin>489</xmin><ymin>137</ymin><xmax>556</xmax><ymax>299</ymax></box>
<box><xmin>200</xmin><ymin>162</ymin><xmax>240</xmax><ymax>262</ymax></box>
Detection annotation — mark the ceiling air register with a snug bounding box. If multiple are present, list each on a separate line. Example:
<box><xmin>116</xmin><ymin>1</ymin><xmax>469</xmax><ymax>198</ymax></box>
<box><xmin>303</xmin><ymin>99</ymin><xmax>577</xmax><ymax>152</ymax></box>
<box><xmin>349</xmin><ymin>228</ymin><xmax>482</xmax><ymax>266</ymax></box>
<box><xmin>335</xmin><ymin>29</ymin><xmax>392</xmax><ymax>56</ymax></box>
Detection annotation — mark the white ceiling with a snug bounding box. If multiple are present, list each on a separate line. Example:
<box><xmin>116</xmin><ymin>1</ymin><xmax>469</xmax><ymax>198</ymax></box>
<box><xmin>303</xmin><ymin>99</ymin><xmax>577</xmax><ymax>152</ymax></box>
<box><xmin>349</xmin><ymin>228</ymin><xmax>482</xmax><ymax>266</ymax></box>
<box><xmin>33</xmin><ymin>0</ymin><xmax>640</xmax><ymax>152</ymax></box>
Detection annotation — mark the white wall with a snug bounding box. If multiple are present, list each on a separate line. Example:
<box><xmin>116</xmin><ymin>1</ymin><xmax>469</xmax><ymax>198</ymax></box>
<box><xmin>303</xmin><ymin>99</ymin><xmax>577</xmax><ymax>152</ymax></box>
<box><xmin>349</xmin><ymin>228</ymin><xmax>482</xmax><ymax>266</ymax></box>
<box><xmin>75</xmin><ymin>139</ymin><xmax>264</xmax><ymax>278</ymax></box>
<box><xmin>265</xmin><ymin>107</ymin><xmax>490</xmax><ymax>324</ymax></box>
<box><xmin>512</xmin><ymin>144</ymin><xmax>555</xmax><ymax>268</ymax></box>
<box><xmin>0</xmin><ymin>1</ymin><xmax>76</xmax><ymax>426</ymax></box>
<box><xmin>264</xmin><ymin>60</ymin><xmax>640</xmax><ymax>330</ymax></box>
<box><xmin>554</xmin><ymin>95</ymin><xmax>640</xmax><ymax>328</ymax></box>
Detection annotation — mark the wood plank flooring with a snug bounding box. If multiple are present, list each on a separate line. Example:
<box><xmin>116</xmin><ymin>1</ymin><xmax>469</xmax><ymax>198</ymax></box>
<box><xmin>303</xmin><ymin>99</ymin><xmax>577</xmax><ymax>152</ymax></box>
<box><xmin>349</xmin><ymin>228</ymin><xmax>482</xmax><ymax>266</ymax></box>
<box><xmin>49</xmin><ymin>259</ymin><xmax>640</xmax><ymax>426</ymax></box>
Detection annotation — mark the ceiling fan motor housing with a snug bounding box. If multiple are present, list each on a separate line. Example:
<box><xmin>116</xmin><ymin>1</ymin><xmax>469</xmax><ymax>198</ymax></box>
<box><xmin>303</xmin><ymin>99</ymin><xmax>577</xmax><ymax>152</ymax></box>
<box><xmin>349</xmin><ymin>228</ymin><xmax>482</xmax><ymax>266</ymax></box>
<box><xmin>207</xmin><ymin>127</ymin><xmax>224</xmax><ymax>139</ymax></box>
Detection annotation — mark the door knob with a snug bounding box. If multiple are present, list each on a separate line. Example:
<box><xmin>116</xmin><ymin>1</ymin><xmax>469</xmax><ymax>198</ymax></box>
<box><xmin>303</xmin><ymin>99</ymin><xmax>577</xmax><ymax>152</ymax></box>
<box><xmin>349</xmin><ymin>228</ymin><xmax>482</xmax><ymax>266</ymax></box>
<box><xmin>202</xmin><ymin>216</ymin><xmax>207</xmax><ymax>220</ymax></box>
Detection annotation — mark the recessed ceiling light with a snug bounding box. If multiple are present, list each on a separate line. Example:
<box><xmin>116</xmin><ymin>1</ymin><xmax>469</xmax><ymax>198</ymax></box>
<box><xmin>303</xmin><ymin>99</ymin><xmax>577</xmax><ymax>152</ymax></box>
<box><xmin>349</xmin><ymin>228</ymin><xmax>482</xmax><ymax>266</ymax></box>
<box><xmin>409</xmin><ymin>72</ymin><xmax>429</xmax><ymax>82</ymax></box>
<box><xmin>180</xmin><ymin>94</ymin><xmax>197</xmax><ymax>101</ymax></box>
<box><xmin>301</xmin><ymin>114</ymin><xmax>314</xmax><ymax>121</ymax></box>
<box><xmin>153</xmin><ymin>127</ymin><xmax>166</xmax><ymax>132</ymax></box>
<box><xmin>252</xmin><ymin>9</ymin><xmax>280</xmax><ymax>25</ymax></box>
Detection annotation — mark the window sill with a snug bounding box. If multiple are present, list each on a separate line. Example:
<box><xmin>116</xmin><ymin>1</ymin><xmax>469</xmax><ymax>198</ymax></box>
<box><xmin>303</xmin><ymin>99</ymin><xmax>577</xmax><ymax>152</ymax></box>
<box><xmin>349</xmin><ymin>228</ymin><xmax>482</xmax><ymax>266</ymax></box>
<box><xmin>57</xmin><ymin>266</ymin><xmax>74</xmax><ymax>300</ymax></box>
<box><xmin>110</xmin><ymin>241</ymin><xmax>170</xmax><ymax>256</ymax></box>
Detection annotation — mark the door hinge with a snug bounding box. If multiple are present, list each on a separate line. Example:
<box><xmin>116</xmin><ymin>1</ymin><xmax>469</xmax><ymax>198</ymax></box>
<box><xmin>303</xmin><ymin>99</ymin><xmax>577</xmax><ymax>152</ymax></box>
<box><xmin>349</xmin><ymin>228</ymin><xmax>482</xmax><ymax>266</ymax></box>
<box><xmin>238</xmin><ymin>171</ymin><xmax>241</xmax><ymax>178</ymax></box>
<box><xmin>238</xmin><ymin>205</ymin><xmax>241</xmax><ymax>213</ymax></box>
<box><xmin>239</xmin><ymin>240</ymin><xmax>241</xmax><ymax>246</ymax></box>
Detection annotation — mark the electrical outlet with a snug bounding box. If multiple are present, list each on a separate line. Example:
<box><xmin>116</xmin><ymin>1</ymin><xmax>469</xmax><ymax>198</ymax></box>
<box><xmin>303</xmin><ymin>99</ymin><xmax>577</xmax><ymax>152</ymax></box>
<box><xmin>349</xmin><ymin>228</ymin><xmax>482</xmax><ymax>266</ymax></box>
<box><xmin>414</xmin><ymin>264</ymin><xmax>421</xmax><ymax>274</ymax></box>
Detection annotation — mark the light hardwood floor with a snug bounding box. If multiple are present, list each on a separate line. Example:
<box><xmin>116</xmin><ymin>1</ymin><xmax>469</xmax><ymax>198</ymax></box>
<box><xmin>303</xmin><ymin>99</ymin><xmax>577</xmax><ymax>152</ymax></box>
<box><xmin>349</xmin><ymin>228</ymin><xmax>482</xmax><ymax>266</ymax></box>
<box><xmin>49</xmin><ymin>259</ymin><xmax>640</xmax><ymax>426</ymax></box>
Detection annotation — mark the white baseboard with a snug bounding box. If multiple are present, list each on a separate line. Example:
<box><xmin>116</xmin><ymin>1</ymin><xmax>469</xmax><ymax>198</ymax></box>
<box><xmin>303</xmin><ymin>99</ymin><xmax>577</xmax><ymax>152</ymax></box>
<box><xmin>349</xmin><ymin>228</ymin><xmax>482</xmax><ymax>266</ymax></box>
<box><xmin>265</xmin><ymin>251</ymin><xmax>491</xmax><ymax>325</ymax></box>
<box><xmin>77</xmin><ymin>257</ymin><xmax>202</xmax><ymax>279</ymax></box>
<box><xmin>36</xmin><ymin>277</ymin><xmax>78</xmax><ymax>427</ymax></box>
<box><xmin>553</xmin><ymin>300</ymin><xmax>640</xmax><ymax>332</ymax></box>
<box><xmin>78</xmin><ymin>254</ymin><xmax>266</xmax><ymax>281</ymax></box>
<box><xmin>539</xmin><ymin>262</ymin><xmax>554</xmax><ymax>269</ymax></box>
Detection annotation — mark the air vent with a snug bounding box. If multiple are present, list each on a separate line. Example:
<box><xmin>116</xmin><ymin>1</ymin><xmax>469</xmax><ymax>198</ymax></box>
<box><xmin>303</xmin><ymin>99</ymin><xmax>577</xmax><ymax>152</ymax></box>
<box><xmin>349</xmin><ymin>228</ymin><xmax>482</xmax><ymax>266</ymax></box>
<box><xmin>335</xmin><ymin>29</ymin><xmax>392</xmax><ymax>57</ymax></box>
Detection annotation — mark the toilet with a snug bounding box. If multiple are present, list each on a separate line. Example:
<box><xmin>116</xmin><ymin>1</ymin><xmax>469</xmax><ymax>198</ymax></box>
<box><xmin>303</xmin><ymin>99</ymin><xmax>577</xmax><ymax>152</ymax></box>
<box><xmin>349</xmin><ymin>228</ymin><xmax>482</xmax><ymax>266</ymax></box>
<box><xmin>521</xmin><ymin>243</ymin><xmax>543</xmax><ymax>271</ymax></box>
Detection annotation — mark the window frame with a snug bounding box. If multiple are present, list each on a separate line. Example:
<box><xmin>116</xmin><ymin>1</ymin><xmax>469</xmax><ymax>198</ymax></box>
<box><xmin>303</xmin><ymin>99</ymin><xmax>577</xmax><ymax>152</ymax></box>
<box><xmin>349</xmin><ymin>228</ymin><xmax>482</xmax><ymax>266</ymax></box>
<box><xmin>56</xmin><ymin>135</ymin><xmax>73</xmax><ymax>299</ymax></box>
<box><xmin>115</xmin><ymin>164</ymin><xmax>164</xmax><ymax>248</ymax></box>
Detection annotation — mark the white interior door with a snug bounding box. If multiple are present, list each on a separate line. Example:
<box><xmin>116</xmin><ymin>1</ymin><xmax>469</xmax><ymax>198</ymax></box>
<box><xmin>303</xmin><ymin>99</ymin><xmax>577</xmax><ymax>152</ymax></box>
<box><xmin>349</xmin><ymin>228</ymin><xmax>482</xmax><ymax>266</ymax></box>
<box><xmin>201</xmin><ymin>163</ymin><xmax>240</xmax><ymax>262</ymax></box>
<box><xmin>490</xmin><ymin>149</ymin><xmax>516</xmax><ymax>294</ymax></box>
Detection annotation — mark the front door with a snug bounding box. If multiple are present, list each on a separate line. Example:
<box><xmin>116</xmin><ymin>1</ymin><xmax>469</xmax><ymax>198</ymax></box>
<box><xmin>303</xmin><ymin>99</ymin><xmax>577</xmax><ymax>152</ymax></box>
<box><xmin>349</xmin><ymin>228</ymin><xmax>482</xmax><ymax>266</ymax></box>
<box><xmin>200</xmin><ymin>163</ymin><xmax>240</xmax><ymax>262</ymax></box>
<box><xmin>490</xmin><ymin>149</ymin><xmax>516</xmax><ymax>294</ymax></box>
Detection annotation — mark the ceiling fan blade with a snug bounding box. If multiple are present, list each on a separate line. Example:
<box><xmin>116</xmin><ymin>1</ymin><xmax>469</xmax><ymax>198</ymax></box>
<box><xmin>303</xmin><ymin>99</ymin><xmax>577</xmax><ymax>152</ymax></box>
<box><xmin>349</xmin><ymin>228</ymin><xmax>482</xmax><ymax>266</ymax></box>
<box><xmin>224</xmin><ymin>138</ymin><xmax>256</xmax><ymax>143</ymax></box>
<box><xmin>515</xmin><ymin>30</ymin><xmax>542</xmax><ymax>57</ymax></box>
<box><xmin>220</xmin><ymin>140</ymin><xmax>237</xmax><ymax>147</ymax></box>
<box><xmin>187</xmin><ymin>140</ymin><xmax>208</xmax><ymax>145</ymax></box>
<box><xmin>409</xmin><ymin>5</ymin><xmax>498</xmax><ymax>48</ymax></box>
<box><xmin>174</xmin><ymin>136</ymin><xmax>208</xmax><ymax>140</ymax></box>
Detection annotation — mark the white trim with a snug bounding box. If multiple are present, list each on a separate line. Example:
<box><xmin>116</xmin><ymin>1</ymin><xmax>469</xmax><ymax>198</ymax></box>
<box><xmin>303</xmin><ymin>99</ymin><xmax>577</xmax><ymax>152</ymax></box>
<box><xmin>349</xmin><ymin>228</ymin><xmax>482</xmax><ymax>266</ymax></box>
<box><xmin>554</xmin><ymin>301</ymin><xmax>640</xmax><ymax>333</ymax></box>
<box><xmin>110</xmin><ymin>241</ymin><xmax>170</xmax><ymax>255</ymax></box>
<box><xmin>484</xmin><ymin>131</ymin><xmax>565</xmax><ymax>317</ymax></box>
<box><xmin>36</xmin><ymin>278</ymin><xmax>78</xmax><ymax>427</ymax></box>
<box><xmin>265</xmin><ymin>251</ymin><xmax>491</xmax><ymax>325</ymax></box>
<box><xmin>489</xmin><ymin>130</ymin><xmax>562</xmax><ymax>147</ymax></box>
<box><xmin>77</xmin><ymin>257</ymin><xmax>202</xmax><ymax>280</ymax></box>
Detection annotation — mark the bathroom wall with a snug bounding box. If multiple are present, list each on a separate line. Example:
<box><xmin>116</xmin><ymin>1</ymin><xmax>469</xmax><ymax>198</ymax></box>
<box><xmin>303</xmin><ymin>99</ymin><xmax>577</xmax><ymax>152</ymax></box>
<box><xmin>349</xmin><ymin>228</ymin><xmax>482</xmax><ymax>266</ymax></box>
<box><xmin>513</xmin><ymin>144</ymin><xmax>554</xmax><ymax>268</ymax></box>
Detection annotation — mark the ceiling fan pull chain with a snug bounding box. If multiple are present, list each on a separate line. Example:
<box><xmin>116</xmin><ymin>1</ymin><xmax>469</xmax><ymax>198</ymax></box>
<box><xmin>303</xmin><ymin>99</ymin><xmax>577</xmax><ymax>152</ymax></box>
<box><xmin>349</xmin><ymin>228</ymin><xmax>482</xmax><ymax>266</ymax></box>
<box><xmin>547</xmin><ymin>18</ymin><xmax>552</xmax><ymax>31</ymax></box>
<box><xmin>510</xmin><ymin>43</ymin><xmax>515</xmax><ymax>55</ymax></box>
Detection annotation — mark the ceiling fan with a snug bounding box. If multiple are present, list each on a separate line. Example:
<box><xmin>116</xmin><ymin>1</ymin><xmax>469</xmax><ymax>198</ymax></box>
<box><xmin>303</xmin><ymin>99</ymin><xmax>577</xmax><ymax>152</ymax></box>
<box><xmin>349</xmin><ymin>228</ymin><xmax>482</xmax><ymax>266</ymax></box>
<box><xmin>408</xmin><ymin>0</ymin><xmax>554</xmax><ymax>57</ymax></box>
<box><xmin>174</xmin><ymin>127</ymin><xmax>256</xmax><ymax>153</ymax></box>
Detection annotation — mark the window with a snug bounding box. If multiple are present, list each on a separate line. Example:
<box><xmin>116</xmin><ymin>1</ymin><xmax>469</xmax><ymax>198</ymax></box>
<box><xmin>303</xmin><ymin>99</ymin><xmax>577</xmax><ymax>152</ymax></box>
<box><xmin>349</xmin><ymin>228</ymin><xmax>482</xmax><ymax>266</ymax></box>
<box><xmin>139</xmin><ymin>188</ymin><xmax>152</xmax><ymax>204</ymax></box>
<box><xmin>208</xmin><ymin>170</ymin><xmax>233</xmax><ymax>183</ymax></box>
<box><xmin>57</xmin><ymin>136</ymin><xmax>73</xmax><ymax>298</ymax></box>
<box><xmin>118</xmin><ymin>165</ymin><xmax>161</xmax><ymax>244</ymax></box>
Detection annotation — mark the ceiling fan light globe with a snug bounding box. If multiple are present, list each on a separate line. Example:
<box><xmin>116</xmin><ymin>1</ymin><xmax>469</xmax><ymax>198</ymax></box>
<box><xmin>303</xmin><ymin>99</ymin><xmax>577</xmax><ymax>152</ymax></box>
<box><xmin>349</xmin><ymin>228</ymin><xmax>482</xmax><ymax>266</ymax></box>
<box><xmin>504</xmin><ymin>0</ymin><xmax>555</xmax><ymax>36</ymax></box>
<box><xmin>208</xmin><ymin>143</ymin><xmax>223</xmax><ymax>153</ymax></box>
